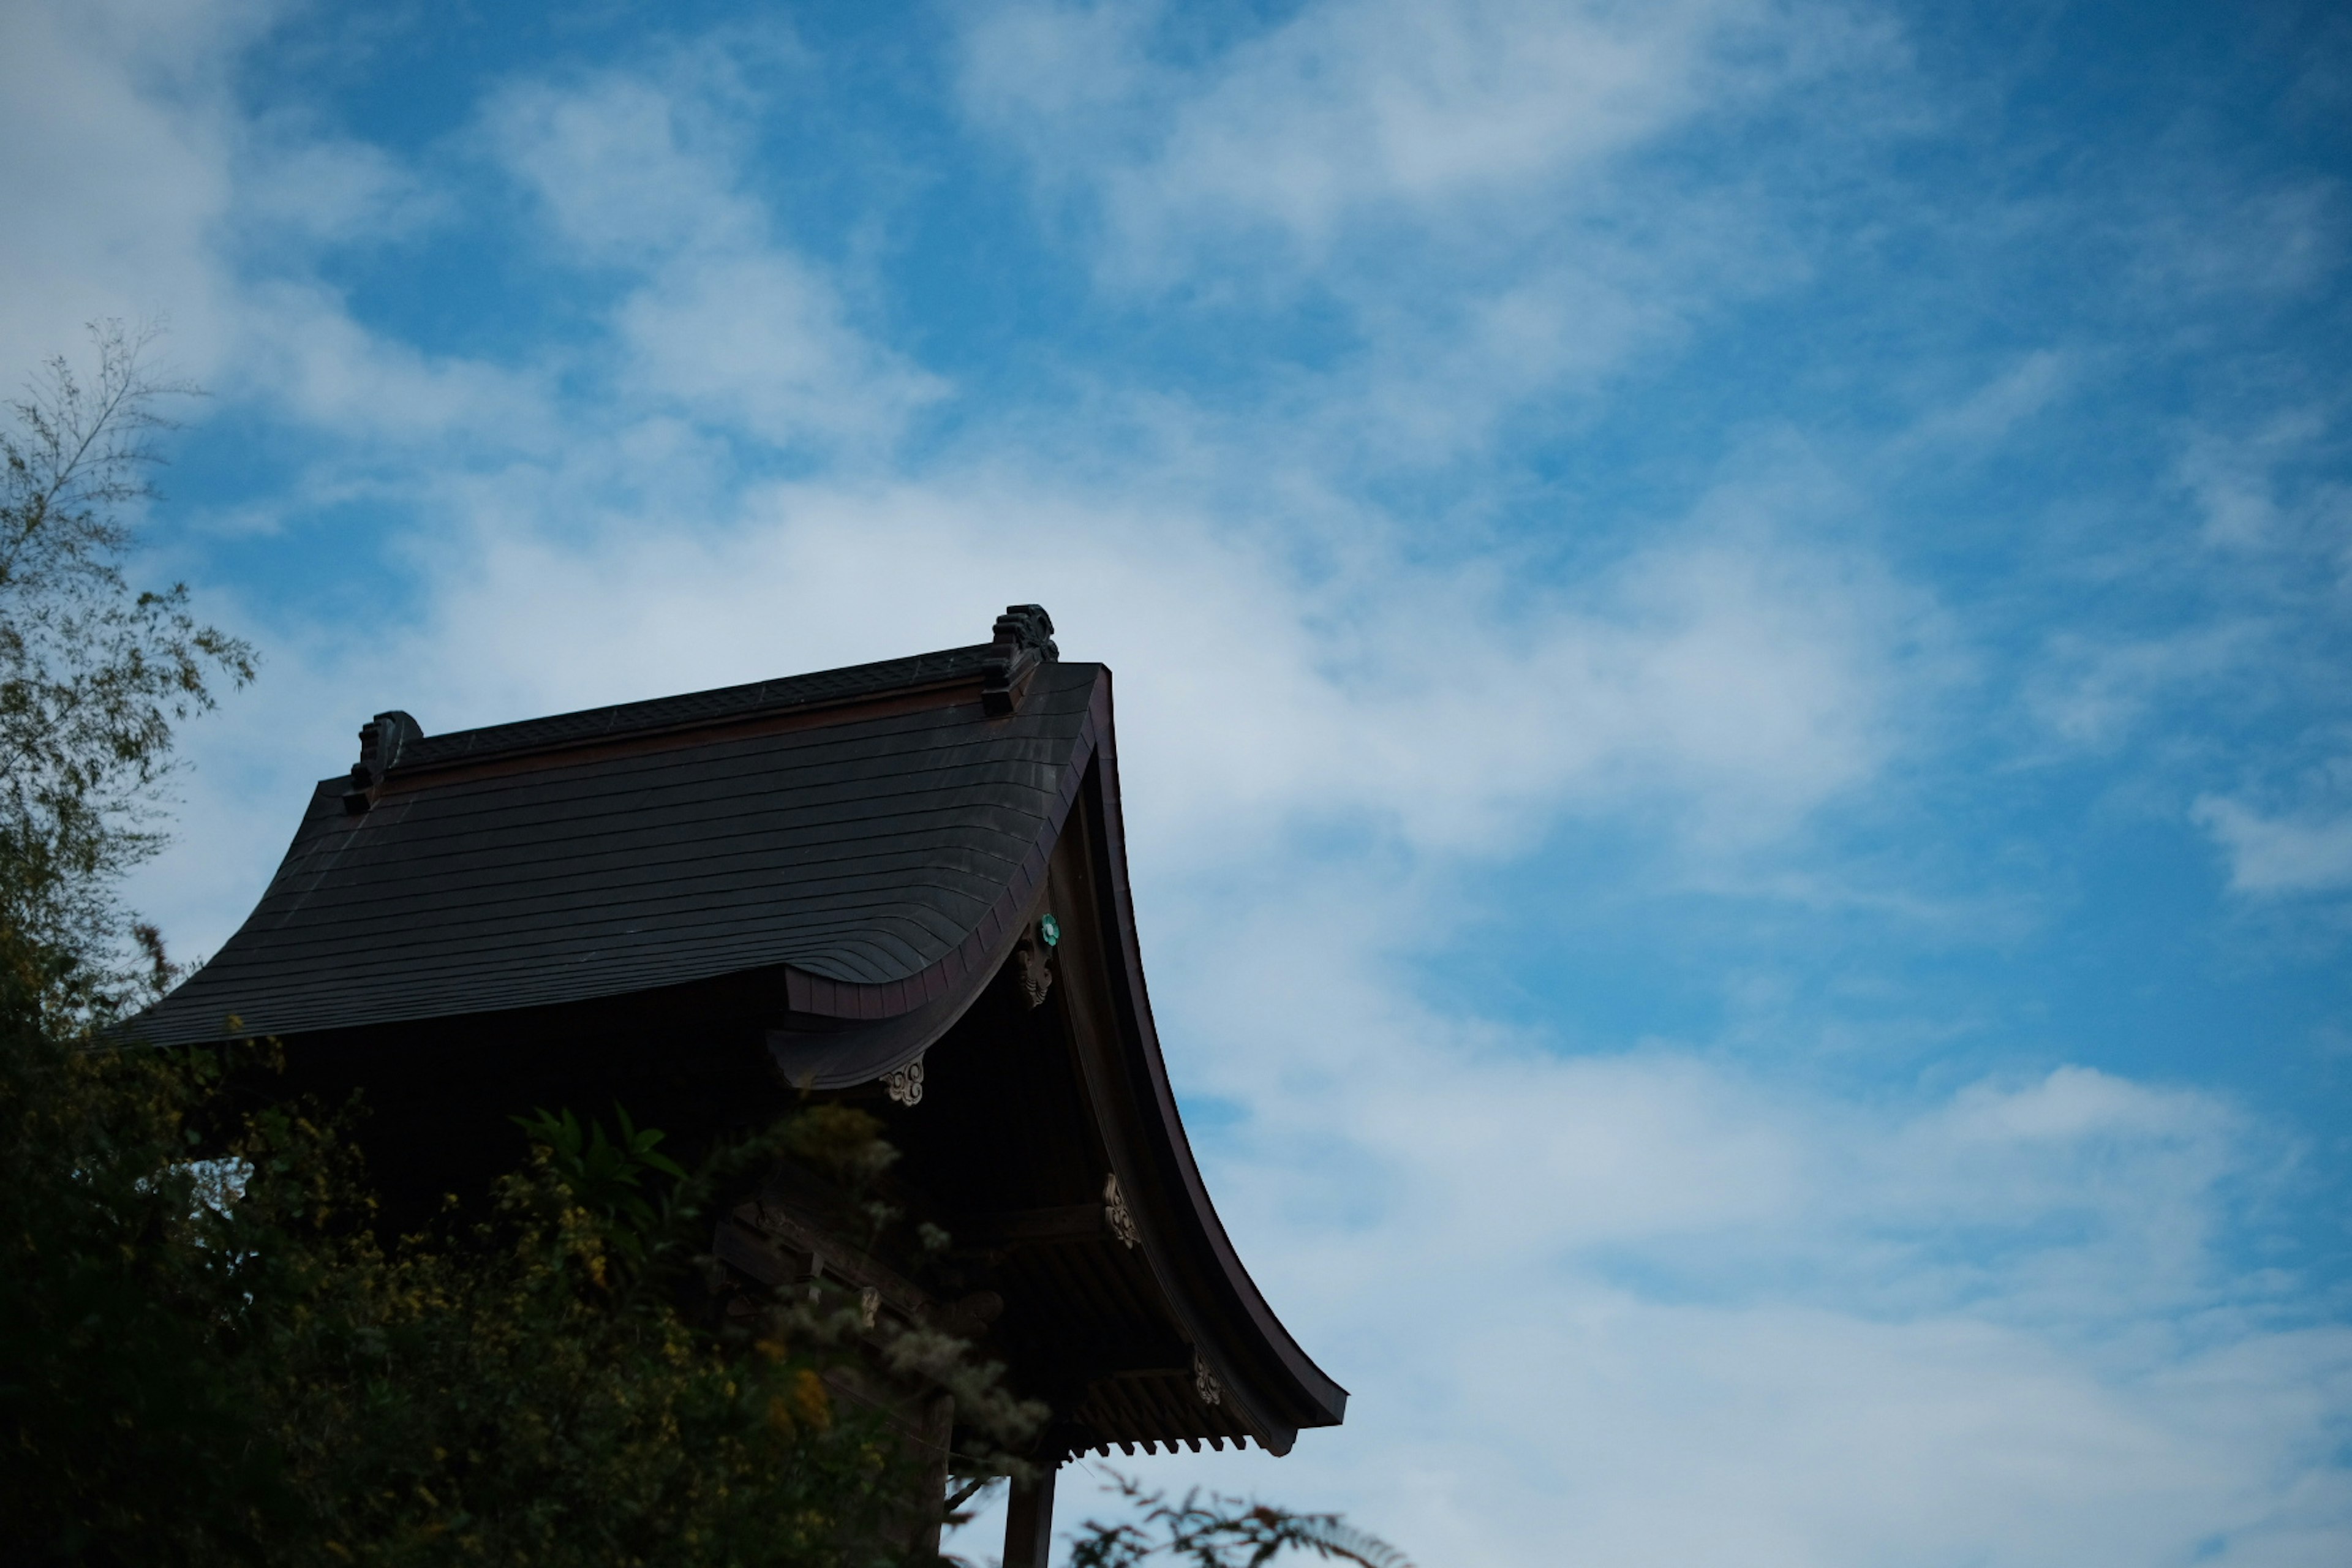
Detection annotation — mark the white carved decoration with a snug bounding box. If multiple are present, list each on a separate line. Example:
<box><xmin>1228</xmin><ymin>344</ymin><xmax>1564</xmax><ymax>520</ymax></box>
<box><xmin>1193</xmin><ymin>1351</ymin><xmax>1223</xmax><ymax>1407</ymax></box>
<box><xmin>884</xmin><ymin>1054</ymin><xmax>925</xmax><ymax>1106</ymax></box>
<box><xmin>859</xmin><ymin>1286</ymin><xmax>881</xmax><ymax>1330</ymax></box>
<box><xmin>1103</xmin><ymin>1172</ymin><xmax>1140</xmax><ymax>1249</ymax></box>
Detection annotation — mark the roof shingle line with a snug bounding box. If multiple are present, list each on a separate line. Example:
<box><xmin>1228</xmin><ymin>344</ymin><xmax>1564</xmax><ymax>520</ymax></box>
<box><xmin>135</xmin><ymin>663</ymin><xmax>1102</xmax><ymax>1044</ymax></box>
<box><xmin>236</xmin><ymin>838</ymin><xmax>1035</xmax><ymax>932</ymax></box>
<box><xmin>171</xmin><ymin>880</ymin><xmax>1008</xmax><ymax>980</ymax></box>
<box><xmin>386</xmin><ymin>766</ymin><xmax>1074</xmax><ymax>843</ymax></box>
<box><xmin>396</xmin><ymin>695</ymin><xmax>1076</xmax><ymax>796</ymax></box>
<box><xmin>256</xmin><ymin>793</ymin><xmax>1053</xmax><ymax>899</ymax></box>
<box><xmin>395</xmin><ymin>643</ymin><xmax>1005</xmax><ymax>772</ymax></box>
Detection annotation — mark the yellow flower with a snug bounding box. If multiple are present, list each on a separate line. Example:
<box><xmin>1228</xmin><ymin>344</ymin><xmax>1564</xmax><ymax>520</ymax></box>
<box><xmin>790</xmin><ymin>1368</ymin><xmax>832</xmax><ymax>1431</ymax></box>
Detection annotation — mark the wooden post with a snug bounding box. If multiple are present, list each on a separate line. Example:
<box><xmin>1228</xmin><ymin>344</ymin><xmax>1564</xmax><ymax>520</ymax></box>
<box><xmin>1002</xmin><ymin>1463</ymin><xmax>1058</xmax><ymax>1568</ymax></box>
<box><xmin>913</xmin><ymin>1392</ymin><xmax>955</xmax><ymax>1559</ymax></box>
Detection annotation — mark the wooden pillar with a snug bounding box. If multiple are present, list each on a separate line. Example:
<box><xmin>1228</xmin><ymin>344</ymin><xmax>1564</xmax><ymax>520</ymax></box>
<box><xmin>913</xmin><ymin>1392</ymin><xmax>955</xmax><ymax>1559</ymax></box>
<box><xmin>1002</xmin><ymin>1463</ymin><xmax>1058</xmax><ymax>1568</ymax></box>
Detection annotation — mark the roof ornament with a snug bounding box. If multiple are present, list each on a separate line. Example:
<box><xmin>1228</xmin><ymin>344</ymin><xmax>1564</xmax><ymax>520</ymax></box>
<box><xmin>341</xmin><ymin>710</ymin><xmax>424</xmax><ymax>815</ymax></box>
<box><xmin>1014</xmin><ymin>921</ymin><xmax>1055</xmax><ymax>1008</ymax></box>
<box><xmin>884</xmin><ymin>1053</ymin><xmax>926</xmax><ymax>1106</ymax></box>
<box><xmin>1104</xmin><ymin>1172</ymin><xmax>1140</xmax><ymax>1248</ymax></box>
<box><xmin>1193</xmin><ymin>1351</ymin><xmax>1223</xmax><ymax>1407</ymax></box>
<box><xmin>981</xmin><ymin>603</ymin><xmax>1057</xmax><ymax>716</ymax></box>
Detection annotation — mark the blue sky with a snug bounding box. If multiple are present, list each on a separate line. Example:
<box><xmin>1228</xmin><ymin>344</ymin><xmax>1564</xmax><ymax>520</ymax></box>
<box><xmin>6</xmin><ymin>0</ymin><xmax>2350</xmax><ymax>1561</ymax></box>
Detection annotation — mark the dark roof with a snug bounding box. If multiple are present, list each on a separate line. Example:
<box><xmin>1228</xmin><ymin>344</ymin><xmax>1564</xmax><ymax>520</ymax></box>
<box><xmin>136</xmin><ymin>638</ymin><xmax>1092</xmax><ymax>1049</ymax></box>
<box><xmin>395</xmin><ymin>644</ymin><xmax>1007</xmax><ymax>772</ymax></box>
<box><xmin>129</xmin><ymin>611</ymin><xmax>1349</xmax><ymax>1454</ymax></box>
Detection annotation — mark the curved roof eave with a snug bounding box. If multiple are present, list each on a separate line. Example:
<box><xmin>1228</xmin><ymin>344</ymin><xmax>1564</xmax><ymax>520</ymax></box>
<box><xmin>1068</xmin><ymin>673</ymin><xmax>1350</xmax><ymax>1449</ymax></box>
<box><xmin>763</xmin><ymin>673</ymin><xmax>1349</xmax><ymax>1446</ymax></box>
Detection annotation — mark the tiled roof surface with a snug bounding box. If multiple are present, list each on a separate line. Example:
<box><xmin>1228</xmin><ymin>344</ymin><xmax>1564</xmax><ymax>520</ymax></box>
<box><xmin>396</xmin><ymin>644</ymin><xmax>1004</xmax><ymax>769</ymax></box>
<box><xmin>133</xmin><ymin>657</ymin><xmax>1098</xmax><ymax>1046</ymax></box>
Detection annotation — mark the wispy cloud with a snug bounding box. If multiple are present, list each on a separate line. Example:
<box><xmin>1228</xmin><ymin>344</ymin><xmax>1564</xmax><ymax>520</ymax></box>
<box><xmin>959</xmin><ymin>0</ymin><xmax>1812</xmax><ymax>268</ymax></box>
<box><xmin>954</xmin><ymin>0</ymin><xmax>1896</xmax><ymax>468</ymax></box>
<box><xmin>9</xmin><ymin>1</ymin><xmax>2350</xmax><ymax>1562</ymax></box>
<box><xmin>0</xmin><ymin>0</ymin><xmax>258</xmax><ymax>374</ymax></box>
<box><xmin>484</xmin><ymin>58</ymin><xmax>948</xmax><ymax>453</ymax></box>
<box><xmin>1050</xmin><ymin>880</ymin><xmax>2343</xmax><ymax>1566</ymax></box>
<box><xmin>2197</xmin><ymin>787</ymin><xmax>2352</xmax><ymax>896</ymax></box>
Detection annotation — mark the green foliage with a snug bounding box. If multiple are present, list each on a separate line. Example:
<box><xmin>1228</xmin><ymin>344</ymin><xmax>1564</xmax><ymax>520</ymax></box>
<box><xmin>0</xmin><ymin>320</ymin><xmax>253</xmax><ymax>993</ymax></box>
<box><xmin>0</xmin><ymin>926</ymin><xmax>294</xmax><ymax>1563</ymax></box>
<box><xmin>781</xmin><ymin>1103</ymin><xmax>900</xmax><ymax>1188</ymax></box>
<box><xmin>511</xmin><ymin>1104</ymin><xmax>688</xmax><ymax>1274</ymax></box>
<box><xmin>0</xmin><ymin>956</ymin><xmax>1011</xmax><ymax>1566</ymax></box>
<box><xmin>1068</xmin><ymin>1476</ymin><xmax>1414</xmax><ymax>1568</ymax></box>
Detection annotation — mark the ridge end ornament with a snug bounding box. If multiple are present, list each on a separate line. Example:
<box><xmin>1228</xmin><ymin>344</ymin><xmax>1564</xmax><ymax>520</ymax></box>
<box><xmin>1193</xmin><ymin>1351</ymin><xmax>1223</xmax><ymax>1407</ymax></box>
<box><xmin>981</xmin><ymin>603</ymin><xmax>1057</xmax><ymax>715</ymax></box>
<box><xmin>1103</xmin><ymin>1172</ymin><xmax>1140</xmax><ymax>1248</ymax></box>
<box><xmin>341</xmin><ymin>710</ymin><xmax>423</xmax><ymax>815</ymax></box>
<box><xmin>884</xmin><ymin>1054</ymin><xmax>925</xmax><ymax>1106</ymax></box>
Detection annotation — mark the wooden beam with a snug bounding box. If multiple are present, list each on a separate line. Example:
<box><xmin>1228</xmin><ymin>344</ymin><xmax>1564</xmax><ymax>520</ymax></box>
<box><xmin>733</xmin><ymin>1198</ymin><xmax>932</xmax><ymax>1319</ymax></box>
<box><xmin>960</xmin><ymin>1203</ymin><xmax>1109</xmax><ymax>1249</ymax></box>
<box><xmin>1003</xmin><ymin>1464</ymin><xmax>1058</xmax><ymax>1568</ymax></box>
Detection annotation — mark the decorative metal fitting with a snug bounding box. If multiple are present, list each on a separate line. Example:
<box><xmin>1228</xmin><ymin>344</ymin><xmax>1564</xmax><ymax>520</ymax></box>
<box><xmin>1104</xmin><ymin>1172</ymin><xmax>1140</xmax><ymax>1249</ymax></box>
<box><xmin>1016</xmin><ymin>930</ymin><xmax>1054</xmax><ymax>1008</ymax></box>
<box><xmin>1193</xmin><ymin>1351</ymin><xmax>1223</xmax><ymax>1407</ymax></box>
<box><xmin>884</xmin><ymin>1054</ymin><xmax>925</xmax><ymax>1106</ymax></box>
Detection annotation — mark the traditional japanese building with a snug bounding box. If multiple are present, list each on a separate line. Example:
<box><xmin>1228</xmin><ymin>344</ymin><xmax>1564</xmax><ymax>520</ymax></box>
<box><xmin>132</xmin><ymin>606</ymin><xmax>1346</xmax><ymax>1562</ymax></box>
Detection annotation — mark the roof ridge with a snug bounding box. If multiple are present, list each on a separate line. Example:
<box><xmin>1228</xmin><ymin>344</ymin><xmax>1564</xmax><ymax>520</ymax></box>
<box><xmin>343</xmin><ymin>605</ymin><xmax>1065</xmax><ymax>794</ymax></box>
<box><xmin>392</xmin><ymin>643</ymin><xmax>999</xmax><ymax>774</ymax></box>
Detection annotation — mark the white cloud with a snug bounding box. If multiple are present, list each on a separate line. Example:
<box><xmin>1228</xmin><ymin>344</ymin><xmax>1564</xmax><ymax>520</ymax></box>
<box><xmin>2172</xmin><ymin>415</ymin><xmax>2352</xmax><ymax>565</ymax></box>
<box><xmin>952</xmin><ymin>0</ymin><xmax>1887</xmax><ymax>470</ymax></box>
<box><xmin>1898</xmin><ymin>349</ymin><xmax>2077</xmax><ymax>454</ymax></box>
<box><xmin>611</xmin><ymin>250</ymin><xmax>946</xmax><ymax>450</ymax></box>
<box><xmin>979</xmin><ymin>873</ymin><xmax>2348</xmax><ymax>1568</ymax></box>
<box><xmin>960</xmin><ymin>0</ymin><xmax>1778</xmax><ymax>266</ymax></box>
<box><xmin>946</xmin><ymin>931</ymin><xmax>2345</xmax><ymax>1564</ymax></box>
<box><xmin>0</xmin><ymin>0</ymin><xmax>560</xmax><ymax>472</ymax></box>
<box><xmin>485</xmin><ymin>63</ymin><xmax>946</xmax><ymax>451</ymax></box>
<box><xmin>2133</xmin><ymin>176</ymin><xmax>2350</xmax><ymax>306</ymax></box>
<box><xmin>298</xmin><ymin>468</ymin><xmax>1909</xmax><ymax>862</ymax></box>
<box><xmin>233</xmin><ymin>129</ymin><xmax>448</xmax><ymax>251</ymax></box>
<box><xmin>485</xmin><ymin>69</ymin><xmax>768</xmax><ymax>263</ymax></box>
<box><xmin>0</xmin><ymin>0</ymin><xmax>262</xmax><ymax>379</ymax></box>
<box><xmin>232</xmin><ymin>278</ymin><xmax>557</xmax><ymax>443</ymax></box>
<box><xmin>2024</xmin><ymin>624</ymin><xmax>2263</xmax><ymax>753</ymax></box>
<box><xmin>2178</xmin><ymin>417</ymin><xmax>2322</xmax><ymax>552</ymax></box>
<box><xmin>137</xmin><ymin>431</ymin><xmax>2350</xmax><ymax>1564</ymax></box>
<box><xmin>2</xmin><ymin>5</ymin><xmax>931</xmax><ymax>477</ymax></box>
<box><xmin>2196</xmin><ymin>789</ymin><xmax>2352</xmax><ymax>896</ymax></box>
